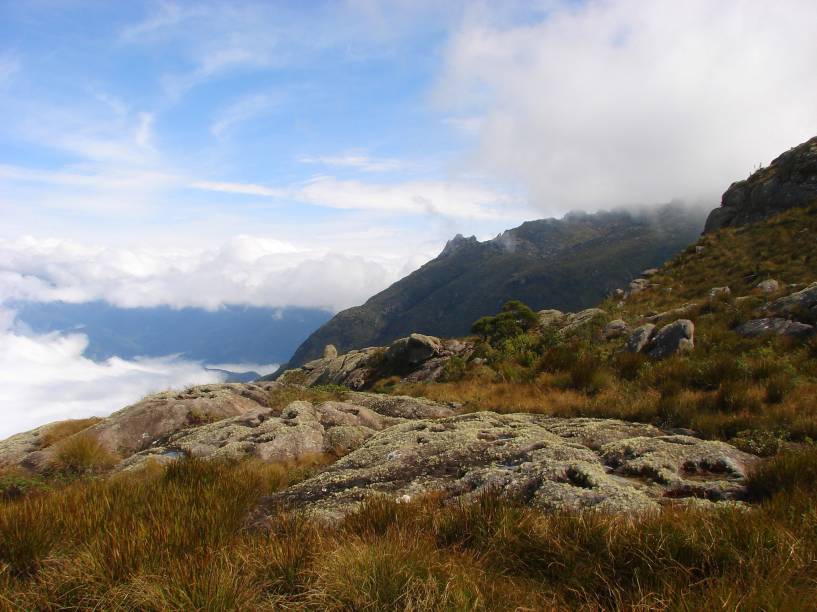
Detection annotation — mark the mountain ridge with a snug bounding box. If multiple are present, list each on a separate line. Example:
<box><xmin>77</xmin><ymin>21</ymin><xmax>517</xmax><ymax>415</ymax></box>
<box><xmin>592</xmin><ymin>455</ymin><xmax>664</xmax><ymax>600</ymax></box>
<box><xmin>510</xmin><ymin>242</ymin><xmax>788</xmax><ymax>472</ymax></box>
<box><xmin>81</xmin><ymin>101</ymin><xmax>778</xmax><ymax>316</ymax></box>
<box><xmin>286</xmin><ymin>203</ymin><xmax>708</xmax><ymax>367</ymax></box>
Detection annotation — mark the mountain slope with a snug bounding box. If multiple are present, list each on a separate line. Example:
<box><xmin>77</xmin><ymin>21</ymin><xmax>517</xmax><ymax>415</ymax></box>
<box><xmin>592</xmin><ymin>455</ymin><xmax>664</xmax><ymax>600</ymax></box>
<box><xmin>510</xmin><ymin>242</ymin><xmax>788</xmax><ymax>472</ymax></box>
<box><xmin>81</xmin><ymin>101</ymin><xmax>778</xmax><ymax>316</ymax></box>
<box><xmin>704</xmin><ymin>135</ymin><xmax>817</xmax><ymax>232</ymax></box>
<box><xmin>288</xmin><ymin>204</ymin><xmax>706</xmax><ymax>366</ymax></box>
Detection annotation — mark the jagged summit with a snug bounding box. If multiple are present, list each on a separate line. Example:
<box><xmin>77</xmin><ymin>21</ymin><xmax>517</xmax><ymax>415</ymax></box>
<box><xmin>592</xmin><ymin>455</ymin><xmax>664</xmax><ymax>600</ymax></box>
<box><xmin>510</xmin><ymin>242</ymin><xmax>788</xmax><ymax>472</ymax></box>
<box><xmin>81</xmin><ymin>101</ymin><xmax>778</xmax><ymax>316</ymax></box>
<box><xmin>440</xmin><ymin>233</ymin><xmax>478</xmax><ymax>256</ymax></box>
<box><xmin>705</xmin><ymin>135</ymin><xmax>817</xmax><ymax>232</ymax></box>
<box><xmin>285</xmin><ymin>204</ymin><xmax>706</xmax><ymax>366</ymax></box>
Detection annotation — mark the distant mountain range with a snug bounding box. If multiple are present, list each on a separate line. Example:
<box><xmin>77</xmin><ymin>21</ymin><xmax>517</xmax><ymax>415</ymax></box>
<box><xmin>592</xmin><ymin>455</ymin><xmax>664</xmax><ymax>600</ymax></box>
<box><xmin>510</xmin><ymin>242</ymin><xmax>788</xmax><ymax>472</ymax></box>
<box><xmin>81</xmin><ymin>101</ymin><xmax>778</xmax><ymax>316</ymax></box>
<box><xmin>12</xmin><ymin>301</ymin><xmax>332</xmax><ymax>370</ymax></box>
<box><xmin>287</xmin><ymin>204</ymin><xmax>709</xmax><ymax>366</ymax></box>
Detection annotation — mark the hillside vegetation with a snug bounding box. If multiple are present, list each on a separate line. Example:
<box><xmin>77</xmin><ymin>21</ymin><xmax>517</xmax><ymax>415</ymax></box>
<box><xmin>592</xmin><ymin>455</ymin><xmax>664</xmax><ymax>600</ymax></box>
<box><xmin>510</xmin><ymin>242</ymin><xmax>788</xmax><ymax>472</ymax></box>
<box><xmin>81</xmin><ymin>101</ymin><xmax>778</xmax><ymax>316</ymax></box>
<box><xmin>388</xmin><ymin>201</ymin><xmax>817</xmax><ymax>454</ymax></box>
<box><xmin>288</xmin><ymin>205</ymin><xmax>705</xmax><ymax>366</ymax></box>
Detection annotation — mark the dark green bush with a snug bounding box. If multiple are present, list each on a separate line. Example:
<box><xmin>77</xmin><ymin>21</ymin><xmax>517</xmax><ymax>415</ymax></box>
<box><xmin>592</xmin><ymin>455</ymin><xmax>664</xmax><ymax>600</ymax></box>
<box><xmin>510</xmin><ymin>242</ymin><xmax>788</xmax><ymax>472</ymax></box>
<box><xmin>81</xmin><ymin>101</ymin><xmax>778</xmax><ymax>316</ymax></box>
<box><xmin>471</xmin><ymin>301</ymin><xmax>538</xmax><ymax>346</ymax></box>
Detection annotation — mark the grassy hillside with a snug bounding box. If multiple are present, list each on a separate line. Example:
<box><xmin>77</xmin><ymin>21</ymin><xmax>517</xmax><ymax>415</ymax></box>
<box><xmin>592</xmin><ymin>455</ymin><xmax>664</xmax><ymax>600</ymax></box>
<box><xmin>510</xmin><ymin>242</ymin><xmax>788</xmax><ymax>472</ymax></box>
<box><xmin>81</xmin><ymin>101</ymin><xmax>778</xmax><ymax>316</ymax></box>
<box><xmin>288</xmin><ymin>205</ymin><xmax>705</xmax><ymax>366</ymax></box>
<box><xmin>387</xmin><ymin>201</ymin><xmax>817</xmax><ymax>452</ymax></box>
<box><xmin>2</xmin><ymin>205</ymin><xmax>817</xmax><ymax>610</ymax></box>
<box><xmin>2</xmin><ymin>449</ymin><xmax>817</xmax><ymax>609</ymax></box>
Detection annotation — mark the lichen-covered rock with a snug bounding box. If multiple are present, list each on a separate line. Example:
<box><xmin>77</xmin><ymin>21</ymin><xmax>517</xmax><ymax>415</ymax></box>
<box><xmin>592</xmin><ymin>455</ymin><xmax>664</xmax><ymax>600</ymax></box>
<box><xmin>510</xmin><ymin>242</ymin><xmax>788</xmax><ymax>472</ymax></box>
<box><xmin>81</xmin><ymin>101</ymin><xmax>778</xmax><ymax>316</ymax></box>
<box><xmin>603</xmin><ymin>319</ymin><xmax>629</xmax><ymax>339</ymax></box>
<box><xmin>278</xmin><ymin>335</ymin><xmax>472</xmax><ymax>389</ymax></box>
<box><xmin>0</xmin><ymin>383</ymin><xmax>454</xmax><ymax>473</ymax></box>
<box><xmin>537</xmin><ymin>309</ymin><xmax>565</xmax><ymax>328</ymax></box>
<box><xmin>645</xmin><ymin>320</ymin><xmax>694</xmax><ymax>359</ymax></box>
<box><xmin>323</xmin><ymin>344</ymin><xmax>338</xmax><ymax>359</ymax></box>
<box><xmin>645</xmin><ymin>303</ymin><xmax>699</xmax><ymax>324</ymax></box>
<box><xmin>626</xmin><ymin>324</ymin><xmax>656</xmax><ymax>353</ymax></box>
<box><xmin>261</xmin><ymin>413</ymin><xmax>755</xmax><ymax>522</ymax></box>
<box><xmin>709</xmin><ymin>286</ymin><xmax>731</xmax><ymax>300</ymax></box>
<box><xmin>4</xmin><ymin>383</ymin><xmax>279</xmax><ymax>471</ymax></box>
<box><xmin>768</xmin><ymin>282</ymin><xmax>817</xmax><ymax>318</ymax></box>
<box><xmin>558</xmin><ymin>308</ymin><xmax>606</xmax><ymax>336</ymax></box>
<box><xmin>386</xmin><ymin>333</ymin><xmax>443</xmax><ymax>366</ymax></box>
<box><xmin>756</xmin><ymin>279</ymin><xmax>780</xmax><ymax>294</ymax></box>
<box><xmin>628</xmin><ymin>278</ymin><xmax>650</xmax><ymax>294</ymax></box>
<box><xmin>735</xmin><ymin>318</ymin><xmax>814</xmax><ymax>339</ymax></box>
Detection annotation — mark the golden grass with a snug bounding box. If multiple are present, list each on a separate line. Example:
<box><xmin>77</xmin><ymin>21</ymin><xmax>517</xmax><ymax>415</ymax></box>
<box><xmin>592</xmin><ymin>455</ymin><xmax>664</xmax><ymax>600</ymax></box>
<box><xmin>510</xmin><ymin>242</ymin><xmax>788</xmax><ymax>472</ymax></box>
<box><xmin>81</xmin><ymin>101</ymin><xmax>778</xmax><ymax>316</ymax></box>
<box><xmin>50</xmin><ymin>433</ymin><xmax>119</xmax><ymax>475</ymax></box>
<box><xmin>2</xmin><ymin>456</ymin><xmax>815</xmax><ymax>610</ymax></box>
<box><xmin>39</xmin><ymin>417</ymin><xmax>103</xmax><ymax>448</ymax></box>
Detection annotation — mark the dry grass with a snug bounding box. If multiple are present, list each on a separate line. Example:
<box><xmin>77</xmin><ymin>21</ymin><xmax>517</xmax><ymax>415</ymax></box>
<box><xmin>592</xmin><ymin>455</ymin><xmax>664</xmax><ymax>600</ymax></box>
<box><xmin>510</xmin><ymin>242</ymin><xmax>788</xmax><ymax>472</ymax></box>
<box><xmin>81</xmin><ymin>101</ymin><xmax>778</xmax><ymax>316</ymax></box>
<box><xmin>50</xmin><ymin>433</ymin><xmax>119</xmax><ymax>475</ymax></box>
<box><xmin>39</xmin><ymin>417</ymin><xmax>102</xmax><ymax>448</ymax></box>
<box><xmin>1</xmin><ymin>457</ymin><xmax>815</xmax><ymax>610</ymax></box>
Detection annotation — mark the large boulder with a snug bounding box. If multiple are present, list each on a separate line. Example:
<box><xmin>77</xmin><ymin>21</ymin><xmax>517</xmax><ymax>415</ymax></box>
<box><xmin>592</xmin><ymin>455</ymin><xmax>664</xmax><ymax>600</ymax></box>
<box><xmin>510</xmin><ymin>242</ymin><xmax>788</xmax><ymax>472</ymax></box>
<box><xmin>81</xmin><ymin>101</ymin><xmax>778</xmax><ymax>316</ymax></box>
<box><xmin>767</xmin><ymin>282</ymin><xmax>817</xmax><ymax>318</ymax></box>
<box><xmin>261</xmin><ymin>413</ymin><xmax>755</xmax><ymax>522</ymax></box>
<box><xmin>386</xmin><ymin>333</ymin><xmax>443</xmax><ymax>366</ymax></box>
<box><xmin>0</xmin><ymin>383</ymin><xmax>455</xmax><ymax>473</ymax></box>
<box><xmin>603</xmin><ymin>319</ymin><xmax>630</xmax><ymax>340</ymax></box>
<box><xmin>537</xmin><ymin>309</ymin><xmax>565</xmax><ymax>328</ymax></box>
<box><xmin>735</xmin><ymin>318</ymin><xmax>814</xmax><ymax>339</ymax></box>
<box><xmin>626</xmin><ymin>324</ymin><xmax>656</xmax><ymax>353</ymax></box>
<box><xmin>704</xmin><ymin>136</ymin><xmax>817</xmax><ymax>232</ymax></box>
<box><xmin>645</xmin><ymin>320</ymin><xmax>695</xmax><ymax>359</ymax></box>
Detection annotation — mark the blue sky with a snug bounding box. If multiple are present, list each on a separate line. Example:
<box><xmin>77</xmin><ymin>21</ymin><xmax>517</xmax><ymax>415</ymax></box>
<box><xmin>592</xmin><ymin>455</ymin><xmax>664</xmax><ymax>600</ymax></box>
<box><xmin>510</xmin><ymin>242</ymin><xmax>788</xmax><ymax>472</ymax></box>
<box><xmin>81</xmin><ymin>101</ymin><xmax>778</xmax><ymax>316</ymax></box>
<box><xmin>2</xmin><ymin>0</ymin><xmax>816</xmax><ymax>314</ymax></box>
<box><xmin>1</xmin><ymin>0</ymin><xmax>817</xmax><ymax>435</ymax></box>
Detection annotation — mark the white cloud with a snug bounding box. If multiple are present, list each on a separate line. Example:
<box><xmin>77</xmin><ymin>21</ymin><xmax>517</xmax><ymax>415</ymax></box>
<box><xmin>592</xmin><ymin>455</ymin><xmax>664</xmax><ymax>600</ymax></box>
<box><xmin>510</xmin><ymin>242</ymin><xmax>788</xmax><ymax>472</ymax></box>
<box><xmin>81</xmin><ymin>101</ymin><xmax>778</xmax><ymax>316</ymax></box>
<box><xmin>189</xmin><ymin>175</ymin><xmax>527</xmax><ymax>220</ymax></box>
<box><xmin>296</xmin><ymin>176</ymin><xmax>522</xmax><ymax>219</ymax></box>
<box><xmin>438</xmin><ymin>0</ymin><xmax>817</xmax><ymax>213</ymax></box>
<box><xmin>298</xmin><ymin>152</ymin><xmax>407</xmax><ymax>172</ymax></box>
<box><xmin>0</xmin><ymin>306</ymin><xmax>222</xmax><ymax>439</ymax></box>
<box><xmin>211</xmin><ymin>93</ymin><xmax>278</xmax><ymax>138</ymax></box>
<box><xmin>0</xmin><ymin>235</ymin><xmax>409</xmax><ymax>312</ymax></box>
<box><xmin>189</xmin><ymin>180</ymin><xmax>286</xmax><ymax>198</ymax></box>
<box><xmin>135</xmin><ymin>112</ymin><xmax>155</xmax><ymax>148</ymax></box>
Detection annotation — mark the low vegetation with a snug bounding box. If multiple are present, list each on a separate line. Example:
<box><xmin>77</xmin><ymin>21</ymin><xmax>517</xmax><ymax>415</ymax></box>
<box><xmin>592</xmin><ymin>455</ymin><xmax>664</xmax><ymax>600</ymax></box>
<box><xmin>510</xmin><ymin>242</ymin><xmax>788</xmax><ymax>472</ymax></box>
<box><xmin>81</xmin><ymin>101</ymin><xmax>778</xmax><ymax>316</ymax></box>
<box><xmin>0</xmin><ymin>453</ymin><xmax>815</xmax><ymax>610</ymax></box>
<box><xmin>396</xmin><ymin>203</ymin><xmax>817</xmax><ymax>453</ymax></box>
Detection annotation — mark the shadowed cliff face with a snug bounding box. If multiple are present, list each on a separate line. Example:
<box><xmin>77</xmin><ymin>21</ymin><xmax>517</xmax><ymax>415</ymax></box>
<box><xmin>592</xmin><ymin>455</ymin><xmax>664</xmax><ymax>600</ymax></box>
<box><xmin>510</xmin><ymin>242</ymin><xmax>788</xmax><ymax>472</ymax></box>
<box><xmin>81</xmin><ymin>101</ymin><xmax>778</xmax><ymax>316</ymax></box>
<box><xmin>286</xmin><ymin>205</ymin><xmax>706</xmax><ymax>367</ymax></box>
<box><xmin>705</xmin><ymin>135</ymin><xmax>817</xmax><ymax>233</ymax></box>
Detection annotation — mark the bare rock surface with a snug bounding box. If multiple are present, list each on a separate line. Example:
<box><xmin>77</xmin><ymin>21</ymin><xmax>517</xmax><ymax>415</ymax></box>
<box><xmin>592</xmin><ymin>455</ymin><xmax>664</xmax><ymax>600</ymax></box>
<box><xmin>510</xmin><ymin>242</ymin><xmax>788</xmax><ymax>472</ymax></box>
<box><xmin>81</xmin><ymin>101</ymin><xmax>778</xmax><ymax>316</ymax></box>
<box><xmin>557</xmin><ymin>308</ymin><xmax>606</xmax><ymax>336</ymax></box>
<box><xmin>626</xmin><ymin>324</ymin><xmax>656</xmax><ymax>353</ymax></box>
<box><xmin>768</xmin><ymin>282</ymin><xmax>817</xmax><ymax>317</ymax></box>
<box><xmin>264</xmin><ymin>412</ymin><xmax>755</xmax><ymax>521</ymax></box>
<box><xmin>278</xmin><ymin>335</ymin><xmax>473</xmax><ymax>390</ymax></box>
<box><xmin>704</xmin><ymin>135</ymin><xmax>817</xmax><ymax>232</ymax></box>
<box><xmin>736</xmin><ymin>318</ymin><xmax>814</xmax><ymax>339</ymax></box>
<box><xmin>0</xmin><ymin>383</ymin><xmax>454</xmax><ymax>473</ymax></box>
<box><xmin>645</xmin><ymin>320</ymin><xmax>695</xmax><ymax>359</ymax></box>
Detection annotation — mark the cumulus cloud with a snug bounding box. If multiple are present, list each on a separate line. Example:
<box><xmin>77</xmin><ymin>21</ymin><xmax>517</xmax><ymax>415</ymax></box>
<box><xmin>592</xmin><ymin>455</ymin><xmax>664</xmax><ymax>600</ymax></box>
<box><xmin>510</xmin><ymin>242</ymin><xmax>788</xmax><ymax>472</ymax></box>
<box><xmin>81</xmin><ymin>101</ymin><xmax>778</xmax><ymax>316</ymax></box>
<box><xmin>0</xmin><ymin>306</ymin><xmax>222</xmax><ymax>439</ymax></box>
<box><xmin>439</xmin><ymin>0</ymin><xmax>817</xmax><ymax>213</ymax></box>
<box><xmin>0</xmin><ymin>235</ymin><xmax>407</xmax><ymax>312</ymax></box>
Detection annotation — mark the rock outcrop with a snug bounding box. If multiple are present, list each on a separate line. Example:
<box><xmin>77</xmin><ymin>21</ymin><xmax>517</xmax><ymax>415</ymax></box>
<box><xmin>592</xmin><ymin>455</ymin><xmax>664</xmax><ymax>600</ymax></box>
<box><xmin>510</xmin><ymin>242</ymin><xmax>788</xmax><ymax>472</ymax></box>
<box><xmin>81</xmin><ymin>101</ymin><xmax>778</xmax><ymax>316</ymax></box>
<box><xmin>278</xmin><ymin>334</ymin><xmax>472</xmax><ymax>390</ymax></box>
<box><xmin>626</xmin><ymin>324</ymin><xmax>656</xmax><ymax>353</ymax></box>
<box><xmin>736</xmin><ymin>318</ymin><xmax>814</xmax><ymax>339</ymax></box>
<box><xmin>645</xmin><ymin>320</ymin><xmax>695</xmax><ymax>359</ymax></box>
<box><xmin>767</xmin><ymin>282</ymin><xmax>817</xmax><ymax>317</ymax></box>
<box><xmin>262</xmin><ymin>412</ymin><xmax>755</xmax><ymax>522</ymax></box>
<box><xmin>0</xmin><ymin>383</ymin><xmax>454</xmax><ymax>473</ymax></box>
<box><xmin>704</xmin><ymin>136</ymin><xmax>817</xmax><ymax>233</ymax></box>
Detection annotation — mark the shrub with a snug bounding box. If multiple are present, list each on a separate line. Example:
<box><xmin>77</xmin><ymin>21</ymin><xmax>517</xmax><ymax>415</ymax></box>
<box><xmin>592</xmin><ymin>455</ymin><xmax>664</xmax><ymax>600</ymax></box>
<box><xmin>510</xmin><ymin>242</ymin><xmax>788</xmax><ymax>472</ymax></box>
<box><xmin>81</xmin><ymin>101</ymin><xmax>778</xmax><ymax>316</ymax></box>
<box><xmin>765</xmin><ymin>371</ymin><xmax>794</xmax><ymax>404</ymax></box>
<box><xmin>438</xmin><ymin>356</ymin><xmax>467</xmax><ymax>382</ymax></box>
<box><xmin>745</xmin><ymin>447</ymin><xmax>817</xmax><ymax>501</ymax></box>
<box><xmin>51</xmin><ymin>434</ymin><xmax>118</xmax><ymax>475</ymax></box>
<box><xmin>568</xmin><ymin>354</ymin><xmax>605</xmax><ymax>393</ymax></box>
<box><xmin>614</xmin><ymin>351</ymin><xmax>646</xmax><ymax>381</ymax></box>
<box><xmin>471</xmin><ymin>300</ymin><xmax>538</xmax><ymax>346</ymax></box>
<box><xmin>39</xmin><ymin>418</ymin><xmax>102</xmax><ymax>448</ymax></box>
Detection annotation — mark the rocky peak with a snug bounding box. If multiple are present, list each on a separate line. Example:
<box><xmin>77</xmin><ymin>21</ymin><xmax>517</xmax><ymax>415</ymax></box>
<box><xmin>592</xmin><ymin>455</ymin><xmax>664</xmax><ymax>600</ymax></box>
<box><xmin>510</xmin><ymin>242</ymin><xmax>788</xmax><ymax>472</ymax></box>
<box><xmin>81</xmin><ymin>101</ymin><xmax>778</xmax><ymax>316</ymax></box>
<box><xmin>705</xmin><ymin>135</ymin><xmax>817</xmax><ymax>233</ymax></box>
<box><xmin>440</xmin><ymin>233</ymin><xmax>478</xmax><ymax>256</ymax></box>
